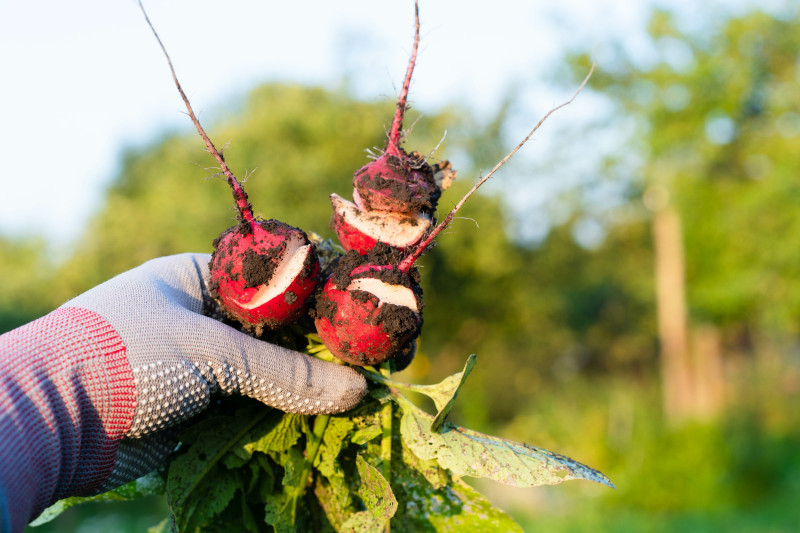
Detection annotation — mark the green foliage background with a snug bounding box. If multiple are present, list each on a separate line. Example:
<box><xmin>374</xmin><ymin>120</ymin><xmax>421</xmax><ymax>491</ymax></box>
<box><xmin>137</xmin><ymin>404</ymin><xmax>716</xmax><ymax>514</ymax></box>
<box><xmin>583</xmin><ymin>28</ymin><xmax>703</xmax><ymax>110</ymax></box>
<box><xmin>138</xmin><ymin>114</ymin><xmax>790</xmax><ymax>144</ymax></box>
<box><xmin>5</xmin><ymin>4</ymin><xmax>800</xmax><ymax>531</ymax></box>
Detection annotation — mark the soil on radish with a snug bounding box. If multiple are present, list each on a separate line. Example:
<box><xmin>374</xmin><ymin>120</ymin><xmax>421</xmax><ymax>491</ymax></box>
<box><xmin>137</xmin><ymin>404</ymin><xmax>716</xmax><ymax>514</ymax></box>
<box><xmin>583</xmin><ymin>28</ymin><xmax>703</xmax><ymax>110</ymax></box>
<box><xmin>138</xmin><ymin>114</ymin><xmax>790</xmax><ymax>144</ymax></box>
<box><xmin>353</xmin><ymin>149</ymin><xmax>441</xmax><ymax>214</ymax></box>
<box><xmin>313</xmin><ymin>245</ymin><xmax>423</xmax><ymax>366</ymax></box>
<box><xmin>283</xmin><ymin>290</ymin><xmax>298</xmax><ymax>305</ymax></box>
<box><xmin>393</xmin><ymin>338</ymin><xmax>416</xmax><ymax>372</ymax></box>
<box><xmin>212</xmin><ymin>219</ymin><xmax>297</xmax><ymax>286</ymax></box>
<box><xmin>327</xmin><ymin>245</ymin><xmax>418</xmax><ymax>289</ymax></box>
<box><xmin>209</xmin><ymin>219</ymin><xmax>320</xmax><ymax>333</ymax></box>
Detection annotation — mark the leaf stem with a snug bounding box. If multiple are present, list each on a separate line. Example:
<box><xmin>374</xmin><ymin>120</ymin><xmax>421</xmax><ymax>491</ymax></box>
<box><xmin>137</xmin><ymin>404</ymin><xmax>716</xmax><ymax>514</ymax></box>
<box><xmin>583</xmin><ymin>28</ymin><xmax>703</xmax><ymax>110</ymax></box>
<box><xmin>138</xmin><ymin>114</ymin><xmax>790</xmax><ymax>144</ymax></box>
<box><xmin>290</xmin><ymin>414</ymin><xmax>331</xmax><ymax>505</ymax></box>
<box><xmin>359</xmin><ymin>366</ymin><xmax>436</xmax><ymax>395</ymax></box>
<box><xmin>379</xmin><ymin>365</ymin><xmax>393</xmax><ymax>533</ymax></box>
<box><xmin>177</xmin><ymin>409</ymin><xmax>270</xmax><ymax>528</ymax></box>
<box><xmin>307</xmin><ymin>414</ymin><xmax>331</xmax><ymax>472</ymax></box>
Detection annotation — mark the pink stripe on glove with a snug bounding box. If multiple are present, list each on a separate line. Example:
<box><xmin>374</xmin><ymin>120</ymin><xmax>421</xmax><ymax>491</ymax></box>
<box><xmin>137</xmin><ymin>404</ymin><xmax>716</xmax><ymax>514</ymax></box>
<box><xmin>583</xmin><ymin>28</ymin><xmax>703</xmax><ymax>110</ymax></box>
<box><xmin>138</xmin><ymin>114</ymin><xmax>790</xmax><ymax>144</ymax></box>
<box><xmin>0</xmin><ymin>308</ymin><xmax>135</xmax><ymax>532</ymax></box>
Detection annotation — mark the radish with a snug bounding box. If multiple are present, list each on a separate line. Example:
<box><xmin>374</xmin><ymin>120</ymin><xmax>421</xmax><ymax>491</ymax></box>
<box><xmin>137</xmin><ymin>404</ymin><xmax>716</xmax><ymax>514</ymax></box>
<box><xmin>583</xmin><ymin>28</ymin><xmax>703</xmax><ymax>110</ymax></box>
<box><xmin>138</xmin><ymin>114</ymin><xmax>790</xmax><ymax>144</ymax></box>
<box><xmin>352</xmin><ymin>149</ymin><xmax>441</xmax><ymax>215</ymax></box>
<box><xmin>329</xmin><ymin>2</ymin><xmax>456</xmax><ymax>254</ymax></box>
<box><xmin>141</xmin><ymin>6</ymin><xmax>320</xmax><ymax>335</ymax></box>
<box><xmin>314</xmin><ymin>247</ymin><xmax>422</xmax><ymax>367</ymax></box>
<box><xmin>209</xmin><ymin>219</ymin><xmax>320</xmax><ymax>334</ymax></box>
<box><xmin>350</xmin><ymin>4</ymin><xmax>435</xmax><ymax>215</ymax></box>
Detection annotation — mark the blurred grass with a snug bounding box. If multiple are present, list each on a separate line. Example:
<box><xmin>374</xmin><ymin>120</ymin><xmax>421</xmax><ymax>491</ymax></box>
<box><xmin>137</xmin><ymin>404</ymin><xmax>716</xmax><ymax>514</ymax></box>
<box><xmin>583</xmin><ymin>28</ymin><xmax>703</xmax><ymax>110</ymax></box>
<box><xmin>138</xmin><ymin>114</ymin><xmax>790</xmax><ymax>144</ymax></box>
<box><xmin>516</xmin><ymin>499</ymin><xmax>800</xmax><ymax>533</ymax></box>
<box><xmin>24</xmin><ymin>496</ymin><xmax>167</xmax><ymax>533</ymax></box>
<box><xmin>469</xmin><ymin>355</ymin><xmax>800</xmax><ymax>532</ymax></box>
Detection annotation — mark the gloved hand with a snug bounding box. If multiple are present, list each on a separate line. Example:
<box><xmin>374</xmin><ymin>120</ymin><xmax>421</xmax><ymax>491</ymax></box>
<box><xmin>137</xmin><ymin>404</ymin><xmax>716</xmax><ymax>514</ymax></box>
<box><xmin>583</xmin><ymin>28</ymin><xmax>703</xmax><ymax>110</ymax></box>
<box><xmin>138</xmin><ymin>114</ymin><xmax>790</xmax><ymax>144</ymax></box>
<box><xmin>69</xmin><ymin>252</ymin><xmax>366</xmax><ymax>421</ymax></box>
<box><xmin>67</xmin><ymin>252</ymin><xmax>367</xmax><ymax>485</ymax></box>
<box><xmin>0</xmin><ymin>253</ymin><xmax>366</xmax><ymax>532</ymax></box>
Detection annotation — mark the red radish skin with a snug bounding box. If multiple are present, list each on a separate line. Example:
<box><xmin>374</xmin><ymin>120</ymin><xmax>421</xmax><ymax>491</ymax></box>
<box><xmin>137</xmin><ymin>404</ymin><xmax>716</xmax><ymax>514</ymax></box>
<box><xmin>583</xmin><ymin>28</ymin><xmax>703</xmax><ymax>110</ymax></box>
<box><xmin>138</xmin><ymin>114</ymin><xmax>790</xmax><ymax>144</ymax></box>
<box><xmin>329</xmin><ymin>193</ymin><xmax>432</xmax><ymax>254</ymax></box>
<box><xmin>314</xmin><ymin>250</ymin><xmax>422</xmax><ymax>367</ymax></box>
<box><xmin>330</xmin><ymin>212</ymin><xmax>380</xmax><ymax>256</ymax></box>
<box><xmin>210</xmin><ymin>220</ymin><xmax>320</xmax><ymax>333</ymax></box>
<box><xmin>353</xmin><ymin>150</ymin><xmax>442</xmax><ymax>214</ymax></box>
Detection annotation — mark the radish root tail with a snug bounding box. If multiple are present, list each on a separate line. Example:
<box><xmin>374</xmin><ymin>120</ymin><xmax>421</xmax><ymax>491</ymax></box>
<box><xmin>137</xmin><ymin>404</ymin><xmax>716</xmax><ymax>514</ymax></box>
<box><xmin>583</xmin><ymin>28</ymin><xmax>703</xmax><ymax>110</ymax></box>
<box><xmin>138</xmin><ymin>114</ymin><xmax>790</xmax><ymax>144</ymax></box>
<box><xmin>399</xmin><ymin>63</ymin><xmax>597</xmax><ymax>272</ymax></box>
<box><xmin>137</xmin><ymin>0</ymin><xmax>254</xmax><ymax>223</ymax></box>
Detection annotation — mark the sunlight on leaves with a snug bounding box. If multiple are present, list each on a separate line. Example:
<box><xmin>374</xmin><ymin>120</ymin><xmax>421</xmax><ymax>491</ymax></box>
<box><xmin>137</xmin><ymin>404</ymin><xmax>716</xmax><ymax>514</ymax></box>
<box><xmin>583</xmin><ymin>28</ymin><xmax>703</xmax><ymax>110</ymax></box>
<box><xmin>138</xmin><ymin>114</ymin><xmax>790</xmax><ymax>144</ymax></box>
<box><xmin>396</xmin><ymin>394</ymin><xmax>615</xmax><ymax>488</ymax></box>
<box><xmin>30</xmin><ymin>471</ymin><xmax>166</xmax><ymax>527</ymax></box>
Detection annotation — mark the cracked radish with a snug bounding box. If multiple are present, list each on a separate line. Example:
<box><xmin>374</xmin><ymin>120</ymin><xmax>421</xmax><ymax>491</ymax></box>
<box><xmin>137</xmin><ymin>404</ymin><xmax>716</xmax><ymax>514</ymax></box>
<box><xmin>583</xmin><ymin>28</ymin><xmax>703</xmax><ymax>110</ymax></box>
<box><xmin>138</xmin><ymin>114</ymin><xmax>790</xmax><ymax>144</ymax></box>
<box><xmin>329</xmin><ymin>4</ymin><xmax>456</xmax><ymax>254</ymax></box>
<box><xmin>329</xmin><ymin>193</ymin><xmax>432</xmax><ymax>254</ymax></box>
<box><xmin>314</xmin><ymin>248</ymin><xmax>422</xmax><ymax>367</ymax></box>
<box><xmin>209</xmin><ymin>218</ymin><xmax>319</xmax><ymax>334</ymax></box>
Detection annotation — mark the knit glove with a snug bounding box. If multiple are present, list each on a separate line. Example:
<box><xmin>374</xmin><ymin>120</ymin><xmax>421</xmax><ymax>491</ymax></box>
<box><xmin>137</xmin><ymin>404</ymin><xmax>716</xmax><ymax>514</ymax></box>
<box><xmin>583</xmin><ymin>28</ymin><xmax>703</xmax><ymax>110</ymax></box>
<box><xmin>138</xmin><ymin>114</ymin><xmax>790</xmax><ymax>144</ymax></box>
<box><xmin>0</xmin><ymin>253</ymin><xmax>366</xmax><ymax>531</ymax></box>
<box><xmin>66</xmin><ymin>253</ymin><xmax>366</xmax><ymax>429</ymax></box>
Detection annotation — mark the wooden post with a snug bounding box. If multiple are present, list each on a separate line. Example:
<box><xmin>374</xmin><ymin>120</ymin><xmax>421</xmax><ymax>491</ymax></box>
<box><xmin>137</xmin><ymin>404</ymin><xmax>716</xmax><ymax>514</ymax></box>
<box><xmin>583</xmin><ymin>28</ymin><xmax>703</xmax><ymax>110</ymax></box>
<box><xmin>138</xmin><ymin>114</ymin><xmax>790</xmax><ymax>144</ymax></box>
<box><xmin>652</xmin><ymin>207</ymin><xmax>693</xmax><ymax>423</ymax></box>
<box><xmin>691</xmin><ymin>324</ymin><xmax>725</xmax><ymax>419</ymax></box>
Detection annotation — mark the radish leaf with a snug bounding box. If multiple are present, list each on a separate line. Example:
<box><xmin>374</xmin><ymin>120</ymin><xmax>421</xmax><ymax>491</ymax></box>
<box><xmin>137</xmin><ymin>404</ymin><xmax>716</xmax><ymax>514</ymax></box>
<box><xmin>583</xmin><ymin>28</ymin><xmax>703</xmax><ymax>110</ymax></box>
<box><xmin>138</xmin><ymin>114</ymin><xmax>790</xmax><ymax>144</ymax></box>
<box><xmin>430</xmin><ymin>353</ymin><xmax>476</xmax><ymax>432</ymax></box>
<box><xmin>30</xmin><ymin>471</ymin><xmax>166</xmax><ymax>526</ymax></box>
<box><xmin>351</xmin><ymin>424</ymin><xmax>382</xmax><ymax>444</ymax></box>
<box><xmin>313</xmin><ymin>416</ymin><xmax>356</xmax><ymax>478</ymax></box>
<box><xmin>355</xmin><ymin>454</ymin><xmax>397</xmax><ymax>521</ymax></box>
<box><xmin>244</xmin><ymin>411</ymin><xmax>307</xmax><ymax>455</ymax></box>
<box><xmin>341</xmin><ymin>511</ymin><xmax>386</xmax><ymax>532</ymax></box>
<box><xmin>167</xmin><ymin>408</ymin><xmax>268</xmax><ymax>530</ymax></box>
<box><xmin>395</xmin><ymin>394</ymin><xmax>615</xmax><ymax>488</ymax></box>
<box><xmin>391</xmin><ymin>432</ymin><xmax>524</xmax><ymax>532</ymax></box>
<box><xmin>360</xmin><ymin>353</ymin><xmax>476</xmax><ymax>431</ymax></box>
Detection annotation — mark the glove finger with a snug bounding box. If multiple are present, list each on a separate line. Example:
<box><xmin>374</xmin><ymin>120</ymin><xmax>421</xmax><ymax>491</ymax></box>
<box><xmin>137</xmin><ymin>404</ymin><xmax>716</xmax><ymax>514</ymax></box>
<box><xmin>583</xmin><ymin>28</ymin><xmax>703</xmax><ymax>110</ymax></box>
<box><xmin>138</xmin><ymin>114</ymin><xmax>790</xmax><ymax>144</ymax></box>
<box><xmin>183</xmin><ymin>314</ymin><xmax>368</xmax><ymax>415</ymax></box>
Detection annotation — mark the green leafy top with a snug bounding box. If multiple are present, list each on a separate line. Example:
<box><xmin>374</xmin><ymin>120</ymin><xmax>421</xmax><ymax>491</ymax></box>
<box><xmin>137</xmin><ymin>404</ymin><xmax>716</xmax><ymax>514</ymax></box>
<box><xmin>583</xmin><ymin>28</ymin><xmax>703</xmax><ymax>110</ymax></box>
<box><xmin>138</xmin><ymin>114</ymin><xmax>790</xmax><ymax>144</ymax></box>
<box><xmin>34</xmin><ymin>345</ymin><xmax>612</xmax><ymax>532</ymax></box>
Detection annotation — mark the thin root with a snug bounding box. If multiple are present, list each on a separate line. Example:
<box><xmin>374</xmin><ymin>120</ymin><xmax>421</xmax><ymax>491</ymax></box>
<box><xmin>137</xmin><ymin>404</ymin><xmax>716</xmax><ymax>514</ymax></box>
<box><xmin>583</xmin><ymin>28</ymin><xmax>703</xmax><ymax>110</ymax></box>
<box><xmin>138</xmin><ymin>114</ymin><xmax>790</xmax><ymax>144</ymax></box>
<box><xmin>399</xmin><ymin>63</ymin><xmax>596</xmax><ymax>272</ymax></box>
<box><xmin>137</xmin><ymin>0</ymin><xmax>254</xmax><ymax>222</ymax></box>
<box><xmin>423</xmin><ymin>130</ymin><xmax>448</xmax><ymax>164</ymax></box>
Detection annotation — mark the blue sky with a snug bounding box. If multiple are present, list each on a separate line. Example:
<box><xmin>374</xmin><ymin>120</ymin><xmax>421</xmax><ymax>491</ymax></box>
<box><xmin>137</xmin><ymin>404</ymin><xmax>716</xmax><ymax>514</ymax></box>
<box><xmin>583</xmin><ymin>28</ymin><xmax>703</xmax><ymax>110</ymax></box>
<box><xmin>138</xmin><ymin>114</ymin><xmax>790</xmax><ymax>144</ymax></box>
<box><xmin>0</xmin><ymin>0</ymin><xmax>776</xmax><ymax>247</ymax></box>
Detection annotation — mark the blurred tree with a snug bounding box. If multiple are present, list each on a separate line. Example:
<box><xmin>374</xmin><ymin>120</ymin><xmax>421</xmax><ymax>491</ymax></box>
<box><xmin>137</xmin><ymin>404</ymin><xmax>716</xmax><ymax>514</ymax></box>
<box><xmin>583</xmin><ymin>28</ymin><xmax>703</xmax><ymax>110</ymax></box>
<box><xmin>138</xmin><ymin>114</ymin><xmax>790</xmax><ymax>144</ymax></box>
<box><xmin>0</xmin><ymin>235</ymin><xmax>55</xmax><ymax>332</ymax></box>
<box><xmin>570</xmin><ymin>7</ymin><xmax>800</xmax><ymax>418</ymax></box>
<box><xmin>419</xmin><ymin>199</ymin><xmax>657</xmax><ymax>426</ymax></box>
